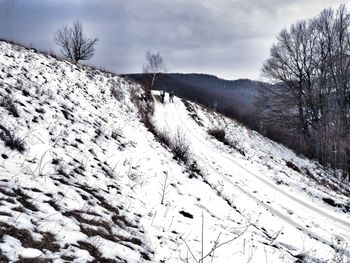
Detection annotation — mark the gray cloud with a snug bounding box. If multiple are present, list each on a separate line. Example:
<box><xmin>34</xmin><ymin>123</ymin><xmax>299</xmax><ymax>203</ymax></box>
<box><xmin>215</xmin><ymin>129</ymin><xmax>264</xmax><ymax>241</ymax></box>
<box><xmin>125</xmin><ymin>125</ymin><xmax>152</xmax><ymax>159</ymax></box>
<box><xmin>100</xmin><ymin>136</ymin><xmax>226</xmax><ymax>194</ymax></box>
<box><xmin>0</xmin><ymin>0</ymin><xmax>349</xmax><ymax>80</ymax></box>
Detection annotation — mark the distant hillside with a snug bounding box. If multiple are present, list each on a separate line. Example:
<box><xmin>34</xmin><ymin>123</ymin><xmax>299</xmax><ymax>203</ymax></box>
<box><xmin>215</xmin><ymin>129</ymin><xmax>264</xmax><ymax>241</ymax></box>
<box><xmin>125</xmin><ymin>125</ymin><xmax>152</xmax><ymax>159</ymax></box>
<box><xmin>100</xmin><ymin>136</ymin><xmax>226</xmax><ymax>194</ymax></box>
<box><xmin>126</xmin><ymin>73</ymin><xmax>264</xmax><ymax>128</ymax></box>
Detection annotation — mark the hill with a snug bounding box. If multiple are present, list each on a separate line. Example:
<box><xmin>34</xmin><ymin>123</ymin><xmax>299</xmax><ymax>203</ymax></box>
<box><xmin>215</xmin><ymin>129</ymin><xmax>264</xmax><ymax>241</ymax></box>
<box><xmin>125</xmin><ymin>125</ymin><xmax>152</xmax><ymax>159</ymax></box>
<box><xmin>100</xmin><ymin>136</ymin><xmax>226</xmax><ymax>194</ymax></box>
<box><xmin>0</xmin><ymin>41</ymin><xmax>349</xmax><ymax>262</ymax></box>
<box><xmin>126</xmin><ymin>73</ymin><xmax>263</xmax><ymax>128</ymax></box>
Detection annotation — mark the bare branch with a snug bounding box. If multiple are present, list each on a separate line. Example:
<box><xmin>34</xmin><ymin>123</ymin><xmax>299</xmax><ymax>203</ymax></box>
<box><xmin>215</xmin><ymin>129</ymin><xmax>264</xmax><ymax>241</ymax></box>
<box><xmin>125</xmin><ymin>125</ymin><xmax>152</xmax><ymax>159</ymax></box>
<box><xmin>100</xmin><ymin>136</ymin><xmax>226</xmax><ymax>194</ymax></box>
<box><xmin>143</xmin><ymin>51</ymin><xmax>167</xmax><ymax>90</ymax></box>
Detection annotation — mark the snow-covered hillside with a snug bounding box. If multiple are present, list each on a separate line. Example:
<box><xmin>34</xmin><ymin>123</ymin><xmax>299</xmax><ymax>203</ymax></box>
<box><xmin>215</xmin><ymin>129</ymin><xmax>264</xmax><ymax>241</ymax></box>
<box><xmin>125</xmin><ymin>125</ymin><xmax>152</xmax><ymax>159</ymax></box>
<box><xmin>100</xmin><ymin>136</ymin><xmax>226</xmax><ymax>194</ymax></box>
<box><xmin>0</xmin><ymin>41</ymin><xmax>349</xmax><ymax>263</ymax></box>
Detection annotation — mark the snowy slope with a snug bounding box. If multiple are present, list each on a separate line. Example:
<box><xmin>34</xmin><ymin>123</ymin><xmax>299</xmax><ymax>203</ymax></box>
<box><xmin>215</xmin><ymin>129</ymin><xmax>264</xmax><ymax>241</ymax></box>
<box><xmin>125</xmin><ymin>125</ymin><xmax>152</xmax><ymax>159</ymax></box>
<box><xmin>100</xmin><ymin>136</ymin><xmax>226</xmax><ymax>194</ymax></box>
<box><xmin>0</xmin><ymin>41</ymin><xmax>349</xmax><ymax>263</ymax></box>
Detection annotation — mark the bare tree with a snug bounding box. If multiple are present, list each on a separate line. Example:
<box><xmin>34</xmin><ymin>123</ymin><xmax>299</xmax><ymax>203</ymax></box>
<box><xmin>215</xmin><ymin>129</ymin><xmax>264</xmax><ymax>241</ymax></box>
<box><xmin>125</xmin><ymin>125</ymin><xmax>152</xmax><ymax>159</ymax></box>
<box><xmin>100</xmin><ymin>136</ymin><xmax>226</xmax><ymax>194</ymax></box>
<box><xmin>261</xmin><ymin>4</ymin><xmax>350</xmax><ymax>179</ymax></box>
<box><xmin>143</xmin><ymin>51</ymin><xmax>167</xmax><ymax>90</ymax></box>
<box><xmin>261</xmin><ymin>19</ymin><xmax>323</xmax><ymax>138</ymax></box>
<box><xmin>54</xmin><ymin>21</ymin><xmax>98</xmax><ymax>62</ymax></box>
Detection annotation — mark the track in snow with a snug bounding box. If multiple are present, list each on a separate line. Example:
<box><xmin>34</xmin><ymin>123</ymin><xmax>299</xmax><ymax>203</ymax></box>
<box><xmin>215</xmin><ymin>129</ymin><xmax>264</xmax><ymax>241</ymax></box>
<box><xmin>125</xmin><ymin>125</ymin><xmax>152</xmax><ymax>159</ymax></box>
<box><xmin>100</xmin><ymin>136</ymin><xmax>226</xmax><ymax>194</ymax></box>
<box><xmin>159</xmin><ymin>100</ymin><xmax>350</xmax><ymax>253</ymax></box>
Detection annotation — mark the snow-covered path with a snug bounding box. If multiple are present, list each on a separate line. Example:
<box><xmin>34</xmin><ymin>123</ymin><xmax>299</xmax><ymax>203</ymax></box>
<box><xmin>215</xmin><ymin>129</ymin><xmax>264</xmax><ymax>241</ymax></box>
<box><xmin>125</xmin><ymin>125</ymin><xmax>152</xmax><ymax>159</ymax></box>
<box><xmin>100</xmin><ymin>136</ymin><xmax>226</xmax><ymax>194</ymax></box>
<box><xmin>175</xmin><ymin>104</ymin><xmax>350</xmax><ymax>228</ymax></box>
<box><xmin>153</xmin><ymin>96</ymin><xmax>350</xmax><ymax>260</ymax></box>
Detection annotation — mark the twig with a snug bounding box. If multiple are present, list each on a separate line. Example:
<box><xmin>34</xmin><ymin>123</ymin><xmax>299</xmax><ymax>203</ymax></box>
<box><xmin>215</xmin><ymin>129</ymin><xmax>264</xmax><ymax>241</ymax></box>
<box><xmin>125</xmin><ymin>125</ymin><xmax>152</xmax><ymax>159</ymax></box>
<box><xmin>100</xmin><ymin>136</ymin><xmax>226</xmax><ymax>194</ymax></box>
<box><xmin>210</xmin><ymin>233</ymin><xmax>221</xmax><ymax>263</ymax></box>
<box><xmin>160</xmin><ymin>171</ymin><xmax>169</xmax><ymax>205</ymax></box>
<box><xmin>201</xmin><ymin>224</ymin><xmax>251</xmax><ymax>261</ymax></box>
<box><xmin>269</xmin><ymin>228</ymin><xmax>283</xmax><ymax>245</ymax></box>
<box><xmin>201</xmin><ymin>212</ymin><xmax>204</xmax><ymax>262</ymax></box>
<box><xmin>167</xmin><ymin>216</ymin><xmax>174</xmax><ymax>231</ymax></box>
<box><xmin>151</xmin><ymin>211</ymin><xmax>157</xmax><ymax>226</ymax></box>
<box><xmin>180</xmin><ymin>235</ymin><xmax>199</xmax><ymax>263</ymax></box>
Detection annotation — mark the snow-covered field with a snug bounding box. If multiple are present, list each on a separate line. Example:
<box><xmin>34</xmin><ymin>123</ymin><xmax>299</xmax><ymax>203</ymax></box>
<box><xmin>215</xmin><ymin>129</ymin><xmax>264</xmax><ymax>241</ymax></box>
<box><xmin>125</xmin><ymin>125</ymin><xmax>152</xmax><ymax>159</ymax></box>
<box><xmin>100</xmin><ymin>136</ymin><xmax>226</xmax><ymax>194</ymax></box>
<box><xmin>0</xmin><ymin>41</ymin><xmax>349</xmax><ymax>262</ymax></box>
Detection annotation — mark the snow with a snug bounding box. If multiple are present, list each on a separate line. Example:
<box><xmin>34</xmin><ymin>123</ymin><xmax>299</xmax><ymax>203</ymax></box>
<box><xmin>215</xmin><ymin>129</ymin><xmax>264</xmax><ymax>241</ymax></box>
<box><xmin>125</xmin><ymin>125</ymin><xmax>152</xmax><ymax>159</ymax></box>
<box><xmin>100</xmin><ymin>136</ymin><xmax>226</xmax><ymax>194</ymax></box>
<box><xmin>0</xmin><ymin>40</ymin><xmax>349</xmax><ymax>262</ymax></box>
<box><xmin>151</xmin><ymin>96</ymin><xmax>350</xmax><ymax>261</ymax></box>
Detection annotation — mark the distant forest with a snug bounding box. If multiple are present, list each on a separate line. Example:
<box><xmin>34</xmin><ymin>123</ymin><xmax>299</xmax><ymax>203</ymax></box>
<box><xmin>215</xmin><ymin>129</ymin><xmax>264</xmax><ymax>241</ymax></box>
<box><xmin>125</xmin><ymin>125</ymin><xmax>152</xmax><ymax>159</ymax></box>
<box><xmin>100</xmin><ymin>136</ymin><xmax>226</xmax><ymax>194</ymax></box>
<box><xmin>127</xmin><ymin>73</ymin><xmax>263</xmax><ymax>130</ymax></box>
<box><xmin>128</xmin><ymin>70</ymin><xmax>350</xmax><ymax>180</ymax></box>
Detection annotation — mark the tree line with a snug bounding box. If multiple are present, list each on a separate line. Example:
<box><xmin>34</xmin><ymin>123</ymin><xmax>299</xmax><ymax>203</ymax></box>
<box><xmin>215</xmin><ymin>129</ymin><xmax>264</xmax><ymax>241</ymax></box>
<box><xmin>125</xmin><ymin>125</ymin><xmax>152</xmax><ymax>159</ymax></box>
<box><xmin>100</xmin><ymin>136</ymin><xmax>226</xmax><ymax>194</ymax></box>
<box><xmin>260</xmin><ymin>4</ymin><xmax>350</xmax><ymax>179</ymax></box>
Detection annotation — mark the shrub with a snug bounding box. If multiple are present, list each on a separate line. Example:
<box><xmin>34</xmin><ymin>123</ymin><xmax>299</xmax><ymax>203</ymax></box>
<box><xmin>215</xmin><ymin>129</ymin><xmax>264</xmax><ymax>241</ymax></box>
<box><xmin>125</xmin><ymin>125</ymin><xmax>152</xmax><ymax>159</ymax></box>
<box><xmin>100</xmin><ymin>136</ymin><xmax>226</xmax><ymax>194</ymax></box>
<box><xmin>22</xmin><ymin>89</ymin><xmax>30</xmax><ymax>97</ymax></box>
<box><xmin>170</xmin><ymin>129</ymin><xmax>191</xmax><ymax>163</ymax></box>
<box><xmin>155</xmin><ymin>128</ymin><xmax>172</xmax><ymax>147</ymax></box>
<box><xmin>154</xmin><ymin>128</ymin><xmax>191</xmax><ymax>163</ymax></box>
<box><xmin>208</xmin><ymin>128</ymin><xmax>230</xmax><ymax>145</ymax></box>
<box><xmin>130</xmin><ymin>86</ymin><xmax>155</xmax><ymax>132</ymax></box>
<box><xmin>0</xmin><ymin>95</ymin><xmax>19</xmax><ymax>117</ymax></box>
<box><xmin>111</xmin><ymin>129</ymin><xmax>122</xmax><ymax>140</ymax></box>
<box><xmin>110</xmin><ymin>85</ymin><xmax>125</xmax><ymax>101</ymax></box>
<box><xmin>0</xmin><ymin>125</ymin><xmax>25</xmax><ymax>153</ymax></box>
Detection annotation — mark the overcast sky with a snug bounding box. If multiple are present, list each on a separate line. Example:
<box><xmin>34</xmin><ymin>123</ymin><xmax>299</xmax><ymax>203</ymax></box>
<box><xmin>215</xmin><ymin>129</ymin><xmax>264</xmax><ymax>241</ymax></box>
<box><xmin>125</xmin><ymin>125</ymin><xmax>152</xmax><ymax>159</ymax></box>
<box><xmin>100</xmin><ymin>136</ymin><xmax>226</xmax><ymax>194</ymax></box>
<box><xmin>0</xmin><ymin>0</ymin><xmax>349</xmax><ymax>80</ymax></box>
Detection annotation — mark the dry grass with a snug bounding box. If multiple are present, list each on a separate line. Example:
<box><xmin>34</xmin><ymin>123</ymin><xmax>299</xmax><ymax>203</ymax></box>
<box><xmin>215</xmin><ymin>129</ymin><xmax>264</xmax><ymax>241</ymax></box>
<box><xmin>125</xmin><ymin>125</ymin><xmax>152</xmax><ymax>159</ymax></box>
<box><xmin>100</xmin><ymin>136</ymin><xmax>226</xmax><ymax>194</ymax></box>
<box><xmin>0</xmin><ymin>222</ymin><xmax>60</xmax><ymax>253</ymax></box>
<box><xmin>0</xmin><ymin>124</ymin><xmax>26</xmax><ymax>153</ymax></box>
<box><xmin>0</xmin><ymin>95</ymin><xmax>19</xmax><ymax>117</ymax></box>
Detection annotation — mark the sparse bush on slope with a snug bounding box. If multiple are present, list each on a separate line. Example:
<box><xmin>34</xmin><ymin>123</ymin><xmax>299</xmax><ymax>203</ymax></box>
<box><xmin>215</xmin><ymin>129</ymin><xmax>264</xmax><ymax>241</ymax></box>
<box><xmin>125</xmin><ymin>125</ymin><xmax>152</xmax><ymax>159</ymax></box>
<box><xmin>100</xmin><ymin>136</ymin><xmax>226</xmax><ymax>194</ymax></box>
<box><xmin>0</xmin><ymin>94</ymin><xmax>19</xmax><ymax>117</ymax></box>
<box><xmin>131</xmin><ymin>86</ymin><xmax>155</xmax><ymax>132</ymax></box>
<box><xmin>110</xmin><ymin>84</ymin><xmax>125</xmax><ymax>101</ymax></box>
<box><xmin>208</xmin><ymin>127</ymin><xmax>245</xmax><ymax>156</ymax></box>
<box><xmin>171</xmin><ymin>129</ymin><xmax>191</xmax><ymax>163</ymax></box>
<box><xmin>0</xmin><ymin>124</ymin><xmax>25</xmax><ymax>153</ymax></box>
<box><xmin>156</xmin><ymin>128</ymin><xmax>191</xmax><ymax>163</ymax></box>
<box><xmin>208</xmin><ymin>128</ymin><xmax>229</xmax><ymax>146</ymax></box>
<box><xmin>154</xmin><ymin>128</ymin><xmax>172</xmax><ymax>147</ymax></box>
